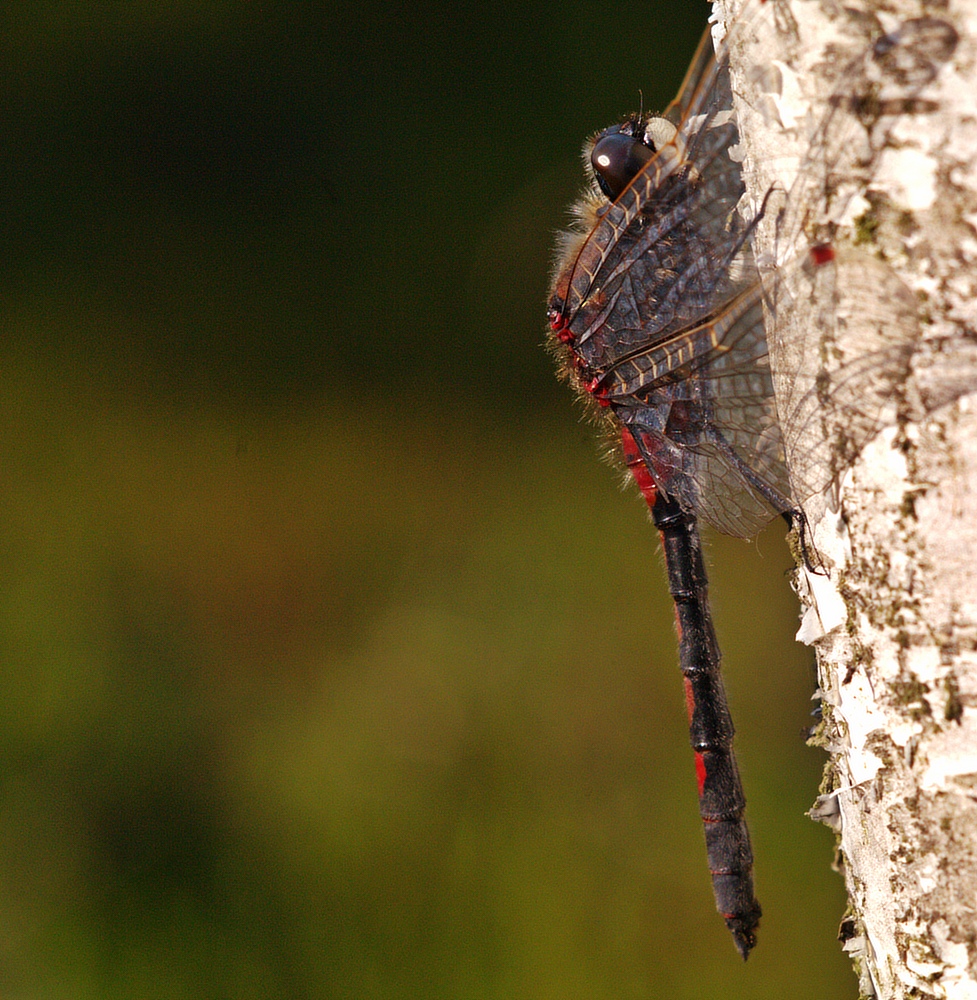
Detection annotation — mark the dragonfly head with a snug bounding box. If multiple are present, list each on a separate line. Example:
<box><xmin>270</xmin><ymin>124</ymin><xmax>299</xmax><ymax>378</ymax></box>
<box><xmin>590</xmin><ymin>115</ymin><xmax>678</xmax><ymax>201</ymax></box>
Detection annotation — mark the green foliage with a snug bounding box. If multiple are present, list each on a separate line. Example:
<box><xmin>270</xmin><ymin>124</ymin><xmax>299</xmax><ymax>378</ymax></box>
<box><xmin>0</xmin><ymin>1</ymin><xmax>854</xmax><ymax>996</ymax></box>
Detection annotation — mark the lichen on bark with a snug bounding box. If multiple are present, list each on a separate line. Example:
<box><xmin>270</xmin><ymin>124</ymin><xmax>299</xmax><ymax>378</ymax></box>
<box><xmin>716</xmin><ymin>0</ymin><xmax>977</xmax><ymax>996</ymax></box>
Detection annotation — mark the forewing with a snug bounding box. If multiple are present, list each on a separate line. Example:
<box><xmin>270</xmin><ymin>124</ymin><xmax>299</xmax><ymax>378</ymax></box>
<box><xmin>548</xmin><ymin>7</ymin><xmax>961</xmax><ymax>540</ymax></box>
<box><xmin>614</xmin><ymin>281</ymin><xmax>791</xmax><ymax>538</ymax></box>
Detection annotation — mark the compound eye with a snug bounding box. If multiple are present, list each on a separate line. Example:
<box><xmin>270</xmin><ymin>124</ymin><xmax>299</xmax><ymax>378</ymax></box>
<box><xmin>591</xmin><ymin>129</ymin><xmax>654</xmax><ymax>200</ymax></box>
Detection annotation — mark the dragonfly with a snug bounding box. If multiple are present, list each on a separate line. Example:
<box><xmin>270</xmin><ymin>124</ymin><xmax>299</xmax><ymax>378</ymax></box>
<box><xmin>547</xmin><ymin>1</ymin><xmax>958</xmax><ymax>959</ymax></box>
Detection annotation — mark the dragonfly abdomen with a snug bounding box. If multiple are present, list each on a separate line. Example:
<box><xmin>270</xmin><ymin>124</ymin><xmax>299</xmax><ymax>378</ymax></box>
<box><xmin>623</xmin><ymin>428</ymin><xmax>761</xmax><ymax>958</ymax></box>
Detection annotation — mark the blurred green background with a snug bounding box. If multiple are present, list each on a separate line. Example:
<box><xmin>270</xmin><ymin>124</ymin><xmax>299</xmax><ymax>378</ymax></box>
<box><xmin>0</xmin><ymin>1</ymin><xmax>855</xmax><ymax>997</ymax></box>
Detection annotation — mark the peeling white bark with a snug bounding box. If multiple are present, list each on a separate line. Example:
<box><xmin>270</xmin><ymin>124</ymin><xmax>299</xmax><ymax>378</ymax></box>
<box><xmin>716</xmin><ymin>1</ymin><xmax>977</xmax><ymax>996</ymax></box>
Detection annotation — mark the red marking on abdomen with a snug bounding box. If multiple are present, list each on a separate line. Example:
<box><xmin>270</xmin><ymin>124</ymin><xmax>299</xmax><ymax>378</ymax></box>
<box><xmin>684</xmin><ymin>678</ymin><xmax>707</xmax><ymax>796</ymax></box>
<box><xmin>693</xmin><ymin>750</ymin><xmax>707</xmax><ymax>797</ymax></box>
<box><xmin>683</xmin><ymin>676</ymin><xmax>696</xmax><ymax>722</ymax></box>
<box><xmin>620</xmin><ymin>427</ymin><xmax>658</xmax><ymax>508</ymax></box>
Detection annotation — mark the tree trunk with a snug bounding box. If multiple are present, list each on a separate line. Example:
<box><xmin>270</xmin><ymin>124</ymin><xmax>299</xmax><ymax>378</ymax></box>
<box><xmin>718</xmin><ymin>1</ymin><xmax>977</xmax><ymax>996</ymax></box>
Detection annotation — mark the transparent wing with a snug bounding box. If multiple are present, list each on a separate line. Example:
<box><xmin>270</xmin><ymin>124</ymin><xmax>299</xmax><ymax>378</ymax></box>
<box><xmin>770</xmin><ymin>252</ymin><xmax>919</xmax><ymax>505</ymax></box>
<box><xmin>548</xmin><ymin>7</ymin><xmax>959</xmax><ymax>538</ymax></box>
<box><xmin>613</xmin><ymin>283</ymin><xmax>790</xmax><ymax>538</ymax></box>
<box><xmin>552</xmin><ymin>23</ymin><xmax>747</xmax><ymax>351</ymax></box>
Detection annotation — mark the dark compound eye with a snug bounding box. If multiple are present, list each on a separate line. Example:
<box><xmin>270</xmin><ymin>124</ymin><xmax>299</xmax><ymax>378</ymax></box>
<box><xmin>591</xmin><ymin>126</ymin><xmax>655</xmax><ymax>200</ymax></box>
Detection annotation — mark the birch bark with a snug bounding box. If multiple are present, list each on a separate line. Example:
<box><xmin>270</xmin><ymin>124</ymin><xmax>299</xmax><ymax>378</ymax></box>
<box><xmin>717</xmin><ymin>1</ymin><xmax>977</xmax><ymax>996</ymax></box>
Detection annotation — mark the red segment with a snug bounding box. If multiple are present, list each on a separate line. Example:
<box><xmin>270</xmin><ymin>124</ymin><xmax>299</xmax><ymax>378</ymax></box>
<box><xmin>620</xmin><ymin>426</ymin><xmax>641</xmax><ymax>464</ymax></box>
<box><xmin>682</xmin><ymin>675</ymin><xmax>696</xmax><ymax>723</ymax></box>
<box><xmin>694</xmin><ymin>751</ymin><xmax>707</xmax><ymax>797</ymax></box>
<box><xmin>620</xmin><ymin>428</ymin><xmax>659</xmax><ymax>508</ymax></box>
